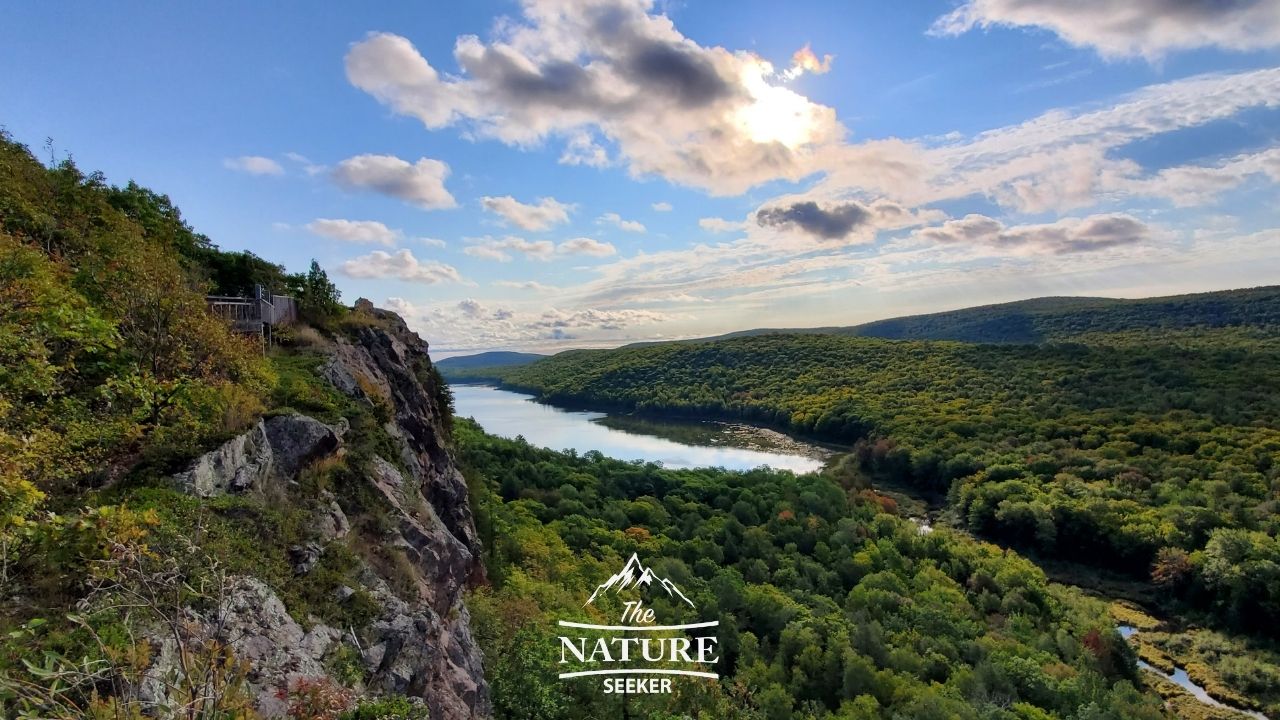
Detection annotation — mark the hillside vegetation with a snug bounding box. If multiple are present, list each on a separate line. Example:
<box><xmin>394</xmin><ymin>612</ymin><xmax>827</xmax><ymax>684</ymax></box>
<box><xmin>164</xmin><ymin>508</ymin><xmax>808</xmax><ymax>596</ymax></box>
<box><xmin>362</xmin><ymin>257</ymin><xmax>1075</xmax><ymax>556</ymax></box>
<box><xmin>460</xmin><ymin>419</ymin><xmax>1179</xmax><ymax>720</ymax></box>
<box><xmin>657</xmin><ymin>287</ymin><xmax>1280</xmax><ymax>346</ymax></box>
<box><xmin>458</xmin><ymin>323</ymin><xmax>1280</xmax><ymax>640</ymax></box>
<box><xmin>0</xmin><ymin>131</ymin><xmax>477</xmax><ymax>718</ymax></box>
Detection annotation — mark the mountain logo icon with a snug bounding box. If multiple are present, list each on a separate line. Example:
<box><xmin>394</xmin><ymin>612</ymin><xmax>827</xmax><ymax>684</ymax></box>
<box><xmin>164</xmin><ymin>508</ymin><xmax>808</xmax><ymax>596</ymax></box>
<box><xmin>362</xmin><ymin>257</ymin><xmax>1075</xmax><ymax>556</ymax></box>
<box><xmin>585</xmin><ymin>553</ymin><xmax>695</xmax><ymax>608</ymax></box>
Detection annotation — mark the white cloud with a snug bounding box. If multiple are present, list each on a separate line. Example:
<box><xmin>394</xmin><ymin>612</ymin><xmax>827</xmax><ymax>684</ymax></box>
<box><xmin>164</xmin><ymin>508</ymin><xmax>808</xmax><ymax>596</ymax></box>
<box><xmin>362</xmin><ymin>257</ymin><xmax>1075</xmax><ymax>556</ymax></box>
<box><xmin>651</xmin><ymin>202</ymin><xmax>673</xmax><ymax>212</ymax></box>
<box><xmin>419</xmin><ymin>237</ymin><xmax>448</xmax><ymax>248</ymax></box>
<box><xmin>1111</xmin><ymin>146</ymin><xmax>1280</xmax><ymax>207</ymax></box>
<box><xmin>345</xmin><ymin>2</ymin><xmax>846</xmax><ymax>195</ymax></box>
<box><xmin>494</xmin><ymin>279</ymin><xmax>556</xmax><ymax>291</ymax></box>
<box><xmin>598</xmin><ymin>212</ymin><xmax>646</xmax><ymax>233</ymax></box>
<box><xmin>810</xmin><ymin>66</ymin><xmax>1280</xmax><ymax>214</ymax></box>
<box><xmin>305</xmin><ymin>218</ymin><xmax>401</xmax><ymax>246</ymax></box>
<box><xmin>344</xmin><ymin>1</ymin><xmax>1280</xmax><ymax>212</ymax></box>
<box><xmin>284</xmin><ymin>152</ymin><xmax>326</xmax><ymax>176</ymax></box>
<box><xmin>930</xmin><ymin>0</ymin><xmax>1280</xmax><ymax>60</ymax></box>
<box><xmin>464</xmin><ymin>235</ymin><xmax>556</xmax><ymax>262</ymax></box>
<box><xmin>699</xmin><ymin>217</ymin><xmax>744</xmax><ymax>233</ymax></box>
<box><xmin>480</xmin><ymin>196</ymin><xmax>573</xmax><ymax>231</ymax></box>
<box><xmin>560</xmin><ymin>131</ymin><xmax>611</xmax><ymax>167</ymax></box>
<box><xmin>339</xmin><ymin>248</ymin><xmax>463</xmax><ymax>284</ymax></box>
<box><xmin>558</xmin><ymin>237</ymin><xmax>617</xmax><ymax>257</ymax></box>
<box><xmin>383</xmin><ymin>294</ymin><xmax>675</xmax><ymax>349</ymax></box>
<box><xmin>223</xmin><ymin>155</ymin><xmax>284</xmax><ymax>176</ymax></box>
<box><xmin>530</xmin><ymin>307</ymin><xmax>668</xmax><ymax>332</ymax></box>
<box><xmin>332</xmin><ymin>154</ymin><xmax>456</xmax><ymax>209</ymax></box>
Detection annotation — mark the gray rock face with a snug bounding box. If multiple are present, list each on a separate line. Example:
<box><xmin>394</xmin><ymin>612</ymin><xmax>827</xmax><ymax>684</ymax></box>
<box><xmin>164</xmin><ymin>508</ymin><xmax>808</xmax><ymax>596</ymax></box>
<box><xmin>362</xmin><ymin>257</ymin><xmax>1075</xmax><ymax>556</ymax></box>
<box><xmin>171</xmin><ymin>420</ymin><xmax>273</xmax><ymax>497</ymax></box>
<box><xmin>360</xmin><ymin>571</ymin><xmax>491</xmax><ymax>720</ymax></box>
<box><xmin>367</xmin><ymin>457</ymin><xmax>474</xmax><ymax>614</ymax></box>
<box><xmin>164</xmin><ymin>308</ymin><xmax>490</xmax><ymax>719</ymax></box>
<box><xmin>264</xmin><ymin>414</ymin><xmax>341</xmax><ymax>479</ymax></box>
<box><xmin>324</xmin><ymin>314</ymin><xmax>481</xmax><ymax>557</ymax></box>
<box><xmin>216</xmin><ymin>578</ymin><xmax>342</xmax><ymax>717</ymax></box>
<box><xmin>172</xmin><ymin>414</ymin><xmax>341</xmax><ymax>497</ymax></box>
<box><xmin>138</xmin><ymin>577</ymin><xmax>341</xmax><ymax>718</ymax></box>
<box><xmin>323</xmin><ymin>311</ymin><xmax>491</xmax><ymax>717</ymax></box>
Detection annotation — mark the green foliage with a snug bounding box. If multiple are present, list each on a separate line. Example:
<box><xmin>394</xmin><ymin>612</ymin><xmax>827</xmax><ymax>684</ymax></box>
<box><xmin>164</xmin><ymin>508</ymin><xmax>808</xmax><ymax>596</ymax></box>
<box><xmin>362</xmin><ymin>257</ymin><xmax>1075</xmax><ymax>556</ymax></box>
<box><xmin>467</xmin><ymin>329</ymin><xmax>1280</xmax><ymax>636</ymax></box>
<box><xmin>340</xmin><ymin>695</ymin><xmax>431</xmax><ymax>720</ymax></box>
<box><xmin>0</xmin><ymin>130</ymin><xmax>276</xmax><ymax>495</ymax></box>
<box><xmin>457</xmin><ymin>419</ymin><xmax>1169</xmax><ymax>719</ymax></box>
<box><xmin>839</xmin><ymin>287</ymin><xmax>1280</xmax><ymax>344</ymax></box>
<box><xmin>295</xmin><ymin>259</ymin><xmax>345</xmax><ymax>326</ymax></box>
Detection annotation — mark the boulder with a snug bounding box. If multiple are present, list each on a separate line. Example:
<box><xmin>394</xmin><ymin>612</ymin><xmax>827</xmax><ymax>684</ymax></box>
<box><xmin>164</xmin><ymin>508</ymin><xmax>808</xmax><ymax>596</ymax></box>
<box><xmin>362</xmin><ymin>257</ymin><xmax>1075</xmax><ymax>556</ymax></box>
<box><xmin>264</xmin><ymin>414</ymin><xmax>341</xmax><ymax>479</ymax></box>
<box><xmin>171</xmin><ymin>420</ymin><xmax>272</xmax><ymax>497</ymax></box>
<box><xmin>315</xmin><ymin>494</ymin><xmax>351</xmax><ymax>542</ymax></box>
<box><xmin>288</xmin><ymin>542</ymin><xmax>323</xmax><ymax>575</ymax></box>
<box><xmin>172</xmin><ymin>414</ymin><xmax>342</xmax><ymax>497</ymax></box>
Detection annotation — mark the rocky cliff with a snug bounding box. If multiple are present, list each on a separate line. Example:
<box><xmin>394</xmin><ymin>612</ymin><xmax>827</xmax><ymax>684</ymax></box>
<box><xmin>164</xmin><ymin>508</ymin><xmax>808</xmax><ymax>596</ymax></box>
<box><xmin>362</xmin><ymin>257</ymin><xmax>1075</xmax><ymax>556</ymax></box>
<box><xmin>165</xmin><ymin>304</ymin><xmax>490</xmax><ymax>718</ymax></box>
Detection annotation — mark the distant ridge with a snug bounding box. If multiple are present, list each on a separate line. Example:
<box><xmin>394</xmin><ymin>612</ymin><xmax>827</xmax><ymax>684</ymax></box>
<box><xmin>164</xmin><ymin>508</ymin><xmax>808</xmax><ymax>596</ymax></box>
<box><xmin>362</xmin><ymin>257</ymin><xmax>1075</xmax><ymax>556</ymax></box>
<box><xmin>626</xmin><ymin>285</ymin><xmax>1280</xmax><ymax>347</ymax></box>
<box><xmin>585</xmin><ymin>553</ymin><xmax>695</xmax><ymax>608</ymax></box>
<box><xmin>437</xmin><ymin>351</ymin><xmax>548</xmax><ymax>375</ymax></box>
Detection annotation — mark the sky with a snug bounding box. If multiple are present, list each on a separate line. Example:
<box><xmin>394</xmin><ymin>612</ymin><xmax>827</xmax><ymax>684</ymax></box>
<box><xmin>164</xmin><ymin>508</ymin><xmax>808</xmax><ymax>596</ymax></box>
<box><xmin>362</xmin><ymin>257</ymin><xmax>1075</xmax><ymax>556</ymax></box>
<box><xmin>3</xmin><ymin>1</ymin><xmax>1280</xmax><ymax>356</ymax></box>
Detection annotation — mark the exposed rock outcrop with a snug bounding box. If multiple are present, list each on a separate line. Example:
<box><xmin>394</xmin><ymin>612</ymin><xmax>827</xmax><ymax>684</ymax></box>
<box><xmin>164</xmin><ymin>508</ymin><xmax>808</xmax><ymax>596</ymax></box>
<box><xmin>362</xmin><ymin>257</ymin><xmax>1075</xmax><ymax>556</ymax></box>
<box><xmin>366</xmin><ymin>455</ymin><xmax>473</xmax><ymax>614</ymax></box>
<box><xmin>264</xmin><ymin>414</ymin><xmax>341</xmax><ymax>479</ymax></box>
<box><xmin>215</xmin><ymin>578</ymin><xmax>343</xmax><ymax>718</ymax></box>
<box><xmin>359</xmin><ymin>570</ymin><xmax>488</xmax><ymax>719</ymax></box>
<box><xmin>162</xmin><ymin>306</ymin><xmax>490</xmax><ymax>718</ymax></box>
<box><xmin>321</xmin><ymin>307</ymin><xmax>491</xmax><ymax>717</ymax></box>
<box><xmin>322</xmin><ymin>311</ymin><xmax>481</xmax><ymax>558</ymax></box>
<box><xmin>171</xmin><ymin>413</ymin><xmax>341</xmax><ymax>498</ymax></box>
<box><xmin>138</xmin><ymin>577</ymin><xmax>343</xmax><ymax>717</ymax></box>
<box><xmin>171</xmin><ymin>419</ymin><xmax>273</xmax><ymax>497</ymax></box>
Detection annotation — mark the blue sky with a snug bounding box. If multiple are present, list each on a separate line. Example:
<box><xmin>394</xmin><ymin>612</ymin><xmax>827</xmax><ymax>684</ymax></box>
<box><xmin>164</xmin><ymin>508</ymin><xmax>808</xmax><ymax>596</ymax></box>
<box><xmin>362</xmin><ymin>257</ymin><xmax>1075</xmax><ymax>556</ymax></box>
<box><xmin>4</xmin><ymin>1</ymin><xmax>1279</xmax><ymax>355</ymax></box>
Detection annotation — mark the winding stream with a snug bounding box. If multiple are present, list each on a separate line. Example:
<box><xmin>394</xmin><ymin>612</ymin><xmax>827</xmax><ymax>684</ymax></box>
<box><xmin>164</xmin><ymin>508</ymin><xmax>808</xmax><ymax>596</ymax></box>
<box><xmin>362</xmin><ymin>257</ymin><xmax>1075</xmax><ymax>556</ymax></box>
<box><xmin>1117</xmin><ymin>626</ymin><xmax>1269</xmax><ymax>719</ymax></box>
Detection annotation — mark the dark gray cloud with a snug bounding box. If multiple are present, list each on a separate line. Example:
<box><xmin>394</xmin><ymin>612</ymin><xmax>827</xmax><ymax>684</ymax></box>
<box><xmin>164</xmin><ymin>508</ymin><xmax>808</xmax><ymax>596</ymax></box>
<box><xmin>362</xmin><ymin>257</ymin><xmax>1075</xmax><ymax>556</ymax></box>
<box><xmin>460</xmin><ymin>46</ymin><xmax>602</xmax><ymax>110</ymax></box>
<box><xmin>756</xmin><ymin>201</ymin><xmax>871</xmax><ymax>240</ymax></box>
<box><xmin>621</xmin><ymin>40</ymin><xmax>736</xmax><ymax>108</ymax></box>
<box><xmin>915</xmin><ymin>213</ymin><xmax>1151</xmax><ymax>254</ymax></box>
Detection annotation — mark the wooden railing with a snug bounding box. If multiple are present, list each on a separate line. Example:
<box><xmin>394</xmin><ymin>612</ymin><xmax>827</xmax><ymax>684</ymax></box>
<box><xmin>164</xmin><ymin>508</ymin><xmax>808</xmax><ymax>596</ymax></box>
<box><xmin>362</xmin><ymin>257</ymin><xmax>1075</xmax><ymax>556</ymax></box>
<box><xmin>205</xmin><ymin>285</ymin><xmax>297</xmax><ymax>351</ymax></box>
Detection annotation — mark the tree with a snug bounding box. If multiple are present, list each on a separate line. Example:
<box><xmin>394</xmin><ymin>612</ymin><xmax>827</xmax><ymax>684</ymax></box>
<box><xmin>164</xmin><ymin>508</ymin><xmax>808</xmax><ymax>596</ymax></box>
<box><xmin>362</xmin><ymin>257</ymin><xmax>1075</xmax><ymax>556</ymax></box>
<box><xmin>294</xmin><ymin>260</ymin><xmax>343</xmax><ymax>325</ymax></box>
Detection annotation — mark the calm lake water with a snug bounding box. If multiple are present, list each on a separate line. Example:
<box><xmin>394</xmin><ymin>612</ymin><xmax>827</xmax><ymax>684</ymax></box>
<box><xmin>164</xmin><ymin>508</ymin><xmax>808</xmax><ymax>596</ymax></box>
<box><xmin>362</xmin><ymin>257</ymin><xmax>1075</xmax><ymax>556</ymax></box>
<box><xmin>452</xmin><ymin>384</ymin><xmax>830</xmax><ymax>474</ymax></box>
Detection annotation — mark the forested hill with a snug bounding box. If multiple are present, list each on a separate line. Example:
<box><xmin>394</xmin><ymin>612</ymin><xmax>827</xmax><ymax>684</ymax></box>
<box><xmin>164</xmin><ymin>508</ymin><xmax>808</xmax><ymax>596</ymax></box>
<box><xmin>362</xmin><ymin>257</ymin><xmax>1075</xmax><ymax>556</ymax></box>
<box><xmin>468</xmin><ymin>329</ymin><xmax>1280</xmax><ymax>642</ymax></box>
<box><xmin>437</xmin><ymin>350</ymin><xmax>547</xmax><ymax>375</ymax></box>
<box><xmin>0</xmin><ymin>131</ymin><xmax>492</xmax><ymax>717</ymax></box>
<box><xmin>648</xmin><ymin>286</ymin><xmax>1280</xmax><ymax>346</ymax></box>
<box><xmin>843</xmin><ymin>287</ymin><xmax>1280</xmax><ymax>343</ymax></box>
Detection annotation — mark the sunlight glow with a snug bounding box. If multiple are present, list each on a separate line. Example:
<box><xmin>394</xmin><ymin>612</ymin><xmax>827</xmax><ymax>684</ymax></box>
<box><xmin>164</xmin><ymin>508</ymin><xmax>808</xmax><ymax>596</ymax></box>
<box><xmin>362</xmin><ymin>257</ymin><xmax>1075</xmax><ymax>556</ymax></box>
<box><xmin>735</xmin><ymin>61</ymin><xmax>820</xmax><ymax>148</ymax></box>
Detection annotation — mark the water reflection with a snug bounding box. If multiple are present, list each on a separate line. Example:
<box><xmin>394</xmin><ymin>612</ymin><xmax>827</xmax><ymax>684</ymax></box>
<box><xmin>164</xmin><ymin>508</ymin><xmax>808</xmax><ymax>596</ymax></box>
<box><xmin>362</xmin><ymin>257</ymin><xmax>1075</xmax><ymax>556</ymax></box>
<box><xmin>452</xmin><ymin>384</ymin><xmax>828</xmax><ymax>474</ymax></box>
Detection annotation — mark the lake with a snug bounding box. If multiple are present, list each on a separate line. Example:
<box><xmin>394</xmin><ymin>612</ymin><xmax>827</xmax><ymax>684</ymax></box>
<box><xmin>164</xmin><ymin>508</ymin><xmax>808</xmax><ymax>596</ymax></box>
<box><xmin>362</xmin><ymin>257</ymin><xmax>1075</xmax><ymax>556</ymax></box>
<box><xmin>451</xmin><ymin>384</ymin><xmax>831</xmax><ymax>474</ymax></box>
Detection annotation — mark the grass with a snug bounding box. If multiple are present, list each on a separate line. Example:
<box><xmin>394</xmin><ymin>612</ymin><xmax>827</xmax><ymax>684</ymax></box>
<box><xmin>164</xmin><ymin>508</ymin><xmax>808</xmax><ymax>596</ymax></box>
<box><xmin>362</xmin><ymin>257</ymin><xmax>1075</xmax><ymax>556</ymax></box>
<box><xmin>1143</xmin><ymin>673</ymin><xmax>1258</xmax><ymax>720</ymax></box>
<box><xmin>1110</xmin><ymin>601</ymin><xmax>1164</xmax><ymax>631</ymax></box>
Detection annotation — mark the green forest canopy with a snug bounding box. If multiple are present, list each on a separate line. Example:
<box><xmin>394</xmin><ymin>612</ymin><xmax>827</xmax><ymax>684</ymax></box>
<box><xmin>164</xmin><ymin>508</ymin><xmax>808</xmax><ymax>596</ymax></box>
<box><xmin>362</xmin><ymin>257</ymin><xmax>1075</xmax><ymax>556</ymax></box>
<box><xmin>455</xmin><ymin>320</ymin><xmax>1280</xmax><ymax>639</ymax></box>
